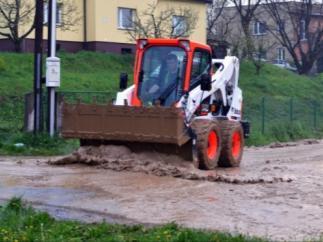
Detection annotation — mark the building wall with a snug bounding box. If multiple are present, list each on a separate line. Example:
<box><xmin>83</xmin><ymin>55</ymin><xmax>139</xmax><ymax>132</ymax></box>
<box><xmin>86</xmin><ymin>0</ymin><xmax>207</xmax><ymax>44</ymax></box>
<box><xmin>211</xmin><ymin>6</ymin><xmax>294</xmax><ymax>64</ymax></box>
<box><xmin>19</xmin><ymin>0</ymin><xmax>84</xmax><ymax>42</ymax></box>
<box><xmin>158</xmin><ymin>0</ymin><xmax>207</xmax><ymax>44</ymax></box>
<box><xmin>210</xmin><ymin>4</ymin><xmax>323</xmax><ymax>73</ymax></box>
<box><xmin>0</xmin><ymin>0</ymin><xmax>208</xmax><ymax>53</ymax></box>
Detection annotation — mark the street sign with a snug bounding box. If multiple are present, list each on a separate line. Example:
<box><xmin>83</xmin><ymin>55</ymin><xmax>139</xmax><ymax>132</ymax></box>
<box><xmin>46</xmin><ymin>57</ymin><xmax>61</xmax><ymax>87</ymax></box>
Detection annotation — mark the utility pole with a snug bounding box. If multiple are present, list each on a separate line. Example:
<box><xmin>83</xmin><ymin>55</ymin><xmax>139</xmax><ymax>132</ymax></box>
<box><xmin>47</xmin><ymin>0</ymin><xmax>53</xmax><ymax>132</ymax></box>
<box><xmin>46</xmin><ymin>0</ymin><xmax>61</xmax><ymax>137</ymax></box>
<box><xmin>33</xmin><ymin>0</ymin><xmax>44</xmax><ymax>134</ymax></box>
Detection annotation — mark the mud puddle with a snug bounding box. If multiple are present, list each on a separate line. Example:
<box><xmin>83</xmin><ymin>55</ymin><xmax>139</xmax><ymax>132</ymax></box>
<box><xmin>2</xmin><ymin>139</ymin><xmax>323</xmax><ymax>240</ymax></box>
<box><xmin>49</xmin><ymin>145</ymin><xmax>293</xmax><ymax>184</ymax></box>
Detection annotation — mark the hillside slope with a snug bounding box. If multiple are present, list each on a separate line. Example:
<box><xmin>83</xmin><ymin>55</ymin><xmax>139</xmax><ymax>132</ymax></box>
<box><xmin>1</xmin><ymin>51</ymin><xmax>322</xmax><ymax>98</ymax></box>
<box><xmin>0</xmin><ymin>52</ymin><xmax>322</xmax><ymax>146</ymax></box>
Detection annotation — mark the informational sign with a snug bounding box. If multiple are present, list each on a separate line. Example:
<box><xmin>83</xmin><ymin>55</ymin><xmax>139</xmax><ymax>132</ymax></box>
<box><xmin>46</xmin><ymin>57</ymin><xmax>61</xmax><ymax>87</ymax></box>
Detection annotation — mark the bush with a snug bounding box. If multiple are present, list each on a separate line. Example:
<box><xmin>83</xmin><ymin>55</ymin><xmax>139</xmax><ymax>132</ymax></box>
<box><xmin>0</xmin><ymin>57</ymin><xmax>6</xmax><ymax>72</ymax></box>
<box><xmin>5</xmin><ymin>197</ymin><xmax>23</xmax><ymax>213</ymax></box>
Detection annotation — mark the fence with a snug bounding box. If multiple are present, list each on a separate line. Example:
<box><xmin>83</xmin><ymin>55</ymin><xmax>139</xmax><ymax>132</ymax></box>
<box><xmin>0</xmin><ymin>93</ymin><xmax>322</xmax><ymax>138</ymax></box>
<box><xmin>0</xmin><ymin>95</ymin><xmax>25</xmax><ymax>134</ymax></box>
<box><xmin>243</xmin><ymin>97</ymin><xmax>323</xmax><ymax>136</ymax></box>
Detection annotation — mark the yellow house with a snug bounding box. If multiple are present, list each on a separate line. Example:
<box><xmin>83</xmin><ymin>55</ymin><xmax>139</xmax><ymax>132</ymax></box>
<box><xmin>0</xmin><ymin>0</ymin><xmax>210</xmax><ymax>53</ymax></box>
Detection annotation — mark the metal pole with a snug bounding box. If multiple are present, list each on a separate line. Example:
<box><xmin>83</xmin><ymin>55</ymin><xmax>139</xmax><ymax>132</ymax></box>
<box><xmin>47</xmin><ymin>0</ymin><xmax>53</xmax><ymax>133</ymax></box>
<box><xmin>313</xmin><ymin>102</ymin><xmax>317</xmax><ymax>130</ymax></box>
<box><xmin>49</xmin><ymin>0</ymin><xmax>57</xmax><ymax>137</ymax></box>
<box><xmin>261</xmin><ymin>97</ymin><xmax>265</xmax><ymax>134</ymax></box>
<box><xmin>33</xmin><ymin>0</ymin><xmax>44</xmax><ymax>134</ymax></box>
<box><xmin>289</xmin><ymin>98</ymin><xmax>293</xmax><ymax>123</ymax></box>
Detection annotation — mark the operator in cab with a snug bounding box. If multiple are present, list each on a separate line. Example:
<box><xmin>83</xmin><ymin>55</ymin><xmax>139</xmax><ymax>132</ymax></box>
<box><xmin>140</xmin><ymin>49</ymin><xmax>184</xmax><ymax>107</ymax></box>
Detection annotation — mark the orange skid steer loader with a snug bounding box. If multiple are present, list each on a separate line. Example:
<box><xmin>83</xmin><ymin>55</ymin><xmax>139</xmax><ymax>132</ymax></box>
<box><xmin>61</xmin><ymin>39</ymin><xmax>250</xmax><ymax>170</ymax></box>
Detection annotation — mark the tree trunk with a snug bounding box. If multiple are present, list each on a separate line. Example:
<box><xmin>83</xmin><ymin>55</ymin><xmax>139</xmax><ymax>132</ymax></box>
<box><xmin>14</xmin><ymin>40</ymin><xmax>22</xmax><ymax>53</ymax></box>
<box><xmin>241</xmin><ymin>21</ymin><xmax>254</xmax><ymax>60</ymax></box>
<box><xmin>298</xmin><ymin>64</ymin><xmax>314</xmax><ymax>75</ymax></box>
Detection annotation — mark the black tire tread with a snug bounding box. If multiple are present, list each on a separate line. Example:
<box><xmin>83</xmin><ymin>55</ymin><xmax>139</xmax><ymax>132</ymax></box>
<box><xmin>218</xmin><ymin>120</ymin><xmax>244</xmax><ymax>167</ymax></box>
<box><xmin>191</xmin><ymin>119</ymin><xmax>221</xmax><ymax>170</ymax></box>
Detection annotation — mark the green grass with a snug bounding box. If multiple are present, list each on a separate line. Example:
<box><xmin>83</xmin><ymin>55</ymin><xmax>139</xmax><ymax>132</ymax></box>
<box><xmin>0</xmin><ymin>51</ymin><xmax>134</xmax><ymax>96</ymax></box>
<box><xmin>239</xmin><ymin>61</ymin><xmax>323</xmax><ymax>145</ymax></box>
<box><xmin>0</xmin><ymin>133</ymin><xmax>79</xmax><ymax>156</ymax></box>
<box><xmin>0</xmin><ymin>197</ymin><xmax>265</xmax><ymax>242</ymax></box>
<box><xmin>0</xmin><ymin>52</ymin><xmax>133</xmax><ymax>155</ymax></box>
<box><xmin>240</xmin><ymin>61</ymin><xmax>323</xmax><ymax>100</ymax></box>
<box><xmin>0</xmin><ymin>52</ymin><xmax>323</xmax><ymax>153</ymax></box>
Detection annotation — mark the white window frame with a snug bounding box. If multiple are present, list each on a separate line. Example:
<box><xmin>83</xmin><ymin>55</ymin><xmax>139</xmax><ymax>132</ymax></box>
<box><xmin>253</xmin><ymin>21</ymin><xmax>267</xmax><ymax>35</ymax></box>
<box><xmin>172</xmin><ymin>15</ymin><xmax>188</xmax><ymax>37</ymax></box>
<box><xmin>300</xmin><ymin>19</ymin><xmax>307</xmax><ymax>40</ymax></box>
<box><xmin>118</xmin><ymin>7</ymin><xmax>135</xmax><ymax>29</ymax></box>
<box><xmin>43</xmin><ymin>2</ymin><xmax>62</xmax><ymax>25</ymax></box>
<box><xmin>277</xmin><ymin>47</ymin><xmax>286</xmax><ymax>63</ymax></box>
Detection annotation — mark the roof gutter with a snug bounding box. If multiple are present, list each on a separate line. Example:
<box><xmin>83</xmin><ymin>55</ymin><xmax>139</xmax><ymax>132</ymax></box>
<box><xmin>83</xmin><ymin>0</ymin><xmax>87</xmax><ymax>49</ymax></box>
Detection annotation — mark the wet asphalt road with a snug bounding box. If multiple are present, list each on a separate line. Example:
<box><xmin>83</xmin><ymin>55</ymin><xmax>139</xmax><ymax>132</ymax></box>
<box><xmin>1</xmin><ymin>140</ymin><xmax>323</xmax><ymax>241</ymax></box>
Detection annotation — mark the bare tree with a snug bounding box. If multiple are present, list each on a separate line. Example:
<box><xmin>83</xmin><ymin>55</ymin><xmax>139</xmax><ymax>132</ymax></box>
<box><xmin>54</xmin><ymin>2</ymin><xmax>82</xmax><ymax>32</ymax></box>
<box><xmin>0</xmin><ymin>0</ymin><xmax>35</xmax><ymax>52</ymax></box>
<box><xmin>265</xmin><ymin>0</ymin><xmax>323</xmax><ymax>74</ymax></box>
<box><xmin>231</xmin><ymin>0</ymin><xmax>263</xmax><ymax>59</ymax></box>
<box><xmin>126</xmin><ymin>3</ymin><xmax>198</xmax><ymax>41</ymax></box>
<box><xmin>0</xmin><ymin>0</ymin><xmax>81</xmax><ymax>53</ymax></box>
<box><xmin>207</xmin><ymin>0</ymin><xmax>227</xmax><ymax>40</ymax></box>
<box><xmin>252</xmin><ymin>36</ymin><xmax>276</xmax><ymax>74</ymax></box>
<box><xmin>207</xmin><ymin>0</ymin><xmax>237</xmax><ymax>56</ymax></box>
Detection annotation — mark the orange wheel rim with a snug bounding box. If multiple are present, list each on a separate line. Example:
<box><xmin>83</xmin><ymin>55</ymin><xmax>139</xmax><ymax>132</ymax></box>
<box><xmin>232</xmin><ymin>131</ymin><xmax>241</xmax><ymax>159</ymax></box>
<box><xmin>207</xmin><ymin>130</ymin><xmax>218</xmax><ymax>159</ymax></box>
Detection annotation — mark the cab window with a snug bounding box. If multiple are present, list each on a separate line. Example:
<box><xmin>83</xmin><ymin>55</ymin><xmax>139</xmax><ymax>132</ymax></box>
<box><xmin>190</xmin><ymin>49</ymin><xmax>211</xmax><ymax>90</ymax></box>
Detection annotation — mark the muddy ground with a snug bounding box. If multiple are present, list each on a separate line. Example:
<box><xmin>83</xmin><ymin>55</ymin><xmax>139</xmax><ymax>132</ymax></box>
<box><xmin>1</xmin><ymin>139</ymin><xmax>323</xmax><ymax>241</ymax></box>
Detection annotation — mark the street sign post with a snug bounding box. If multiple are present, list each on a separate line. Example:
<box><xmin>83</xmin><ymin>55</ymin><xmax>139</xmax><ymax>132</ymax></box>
<box><xmin>46</xmin><ymin>0</ymin><xmax>60</xmax><ymax>137</ymax></box>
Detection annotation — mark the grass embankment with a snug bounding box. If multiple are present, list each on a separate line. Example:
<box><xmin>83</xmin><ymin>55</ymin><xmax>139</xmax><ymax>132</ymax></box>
<box><xmin>0</xmin><ymin>51</ymin><xmax>133</xmax><ymax>96</ymax></box>
<box><xmin>0</xmin><ymin>51</ymin><xmax>322</xmax><ymax>154</ymax></box>
<box><xmin>0</xmin><ymin>198</ymin><xmax>264</xmax><ymax>242</ymax></box>
<box><xmin>0</xmin><ymin>52</ymin><xmax>133</xmax><ymax>155</ymax></box>
<box><xmin>240</xmin><ymin>62</ymin><xmax>323</xmax><ymax>145</ymax></box>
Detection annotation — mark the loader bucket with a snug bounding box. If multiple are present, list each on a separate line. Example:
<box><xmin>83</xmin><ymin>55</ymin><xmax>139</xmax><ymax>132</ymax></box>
<box><xmin>61</xmin><ymin>102</ymin><xmax>191</xmax><ymax>146</ymax></box>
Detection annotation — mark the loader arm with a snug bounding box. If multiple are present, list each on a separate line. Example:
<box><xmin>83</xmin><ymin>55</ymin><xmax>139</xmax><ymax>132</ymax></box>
<box><xmin>179</xmin><ymin>56</ymin><xmax>242</xmax><ymax>123</ymax></box>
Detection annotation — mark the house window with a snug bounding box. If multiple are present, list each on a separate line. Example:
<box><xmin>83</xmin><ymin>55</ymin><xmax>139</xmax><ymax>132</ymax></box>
<box><xmin>277</xmin><ymin>47</ymin><xmax>285</xmax><ymax>63</ymax></box>
<box><xmin>44</xmin><ymin>3</ymin><xmax>62</xmax><ymax>25</ymax></box>
<box><xmin>118</xmin><ymin>8</ymin><xmax>135</xmax><ymax>29</ymax></box>
<box><xmin>253</xmin><ymin>50</ymin><xmax>267</xmax><ymax>60</ymax></box>
<box><xmin>277</xmin><ymin>21</ymin><xmax>285</xmax><ymax>32</ymax></box>
<box><xmin>300</xmin><ymin>19</ymin><xmax>307</xmax><ymax>40</ymax></box>
<box><xmin>172</xmin><ymin>16</ymin><xmax>188</xmax><ymax>37</ymax></box>
<box><xmin>253</xmin><ymin>21</ymin><xmax>266</xmax><ymax>35</ymax></box>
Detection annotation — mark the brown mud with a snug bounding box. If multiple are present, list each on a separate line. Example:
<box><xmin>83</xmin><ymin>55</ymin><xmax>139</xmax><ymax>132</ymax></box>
<box><xmin>49</xmin><ymin>145</ymin><xmax>294</xmax><ymax>184</ymax></box>
<box><xmin>2</xmin><ymin>139</ymin><xmax>323</xmax><ymax>241</ymax></box>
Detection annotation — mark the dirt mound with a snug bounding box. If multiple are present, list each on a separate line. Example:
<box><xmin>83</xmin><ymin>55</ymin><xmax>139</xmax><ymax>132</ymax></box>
<box><xmin>49</xmin><ymin>145</ymin><xmax>293</xmax><ymax>184</ymax></box>
<box><xmin>268</xmin><ymin>139</ymin><xmax>320</xmax><ymax>149</ymax></box>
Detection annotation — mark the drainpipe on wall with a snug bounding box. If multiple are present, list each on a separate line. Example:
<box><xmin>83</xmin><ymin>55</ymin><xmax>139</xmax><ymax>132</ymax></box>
<box><xmin>83</xmin><ymin>0</ymin><xmax>87</xmax><ymax>50</ymax></box>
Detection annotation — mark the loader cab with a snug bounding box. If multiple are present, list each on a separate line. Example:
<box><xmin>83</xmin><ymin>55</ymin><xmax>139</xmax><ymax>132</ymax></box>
<box><xmin>132</xmin><ymin>39</ymin><xmax>213</xmax><ymax>107</ymax></box>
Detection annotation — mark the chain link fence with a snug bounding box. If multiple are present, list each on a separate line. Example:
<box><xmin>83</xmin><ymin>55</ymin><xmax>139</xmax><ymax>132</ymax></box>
<box><xmin>0</xmin><ymin>93</ymin><xmax>322</xmax><ymax>139</ymax></box>
<box><xmin>244</xmin><ymin>97</ymin><xmax>323</xmax><ymax>133</ymax></box>
<box><xmin>0</xmin><ymin>95</ymin><xmax>26</xmax><ymax>135</ymax></box>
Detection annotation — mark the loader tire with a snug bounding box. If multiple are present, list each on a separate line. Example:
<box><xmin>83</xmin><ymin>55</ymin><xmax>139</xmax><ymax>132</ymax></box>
<box><xmin>218</xmin><ymin>120</ymin><xmax>244</xmax><ymax>167</ymax></box>
<box><xmin>191</xmin><ymin>120</ymin><xmax>221</xmax><ymax>170</ymax></box>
